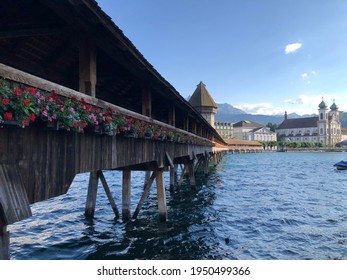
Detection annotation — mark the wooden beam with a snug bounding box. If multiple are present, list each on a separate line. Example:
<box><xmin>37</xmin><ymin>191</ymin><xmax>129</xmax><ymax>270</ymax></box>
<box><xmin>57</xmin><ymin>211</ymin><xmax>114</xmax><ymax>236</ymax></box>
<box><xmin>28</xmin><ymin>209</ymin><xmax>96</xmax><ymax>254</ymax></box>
<box><xmin>98</xmin><ymin>171</ymin><xmax>119</xmax><ymax>219</ymax></box>
<box><xmin>0</xmin><ymin>226</ymin><xmax>9</xmax><ymax>260</ymax></box>
<box><xmin>0</xmin><ymin>27</ymin><xmax>69</xmax><ymax>39</ymax></box>
<box><xmin>187</xmin><ymin>160</ymin><xmax>196</xmax><ymax>190</ymax></box>
<box><xmin>169</xmin><ymin>166</ymin><xmax>175</xmax><ymax>192</ymax></box>
<box><xmin>133</xmin><ymin>170</ymin><xmax>157</xmax><ymax>219</ymax></box>
<box><xmin>0</xmin><ymin>164</ymin><xmax>32</xmax><ymax>226</ymax></box>
<box><xmin>122</xmin><ymin>170</ymin><xmax>131</xmax><ymax>221</ymax></box>
<box><xmin>178</xmin><ymin>164</ymin><xmax>188</xmax><ymax>187</ymax></box>
<box><xmin>168</xmin><ymin>104</ymin><xmax>176</xmax><ymax>127</ymax></box>
<box><xmin>204</xmin><ymin>152</ymin><xmax>210</xmax><ymax>177</ymax></box>
<box><xmin>155</xmin><ymin>169</ymin><xmax>167</xmax><ymax>222</ymax></box>
<box><xmin>165</xmin><ymin>152</ymin><xmax>174</xmax><ymax>169</ymax></box>
<box><xmin>79</xmin><ymin>37</ymin><xmax>97</xmax><ymax>96</ymax></box>
<box><xmin>85</xmin><ymin>171</ymin><xmax>99</xmax><ymax>217</ymax></box>
<box><xmin>142</xmin><ymin>83</ymin><xmax>152</xmax><ymax>117</ymax></box>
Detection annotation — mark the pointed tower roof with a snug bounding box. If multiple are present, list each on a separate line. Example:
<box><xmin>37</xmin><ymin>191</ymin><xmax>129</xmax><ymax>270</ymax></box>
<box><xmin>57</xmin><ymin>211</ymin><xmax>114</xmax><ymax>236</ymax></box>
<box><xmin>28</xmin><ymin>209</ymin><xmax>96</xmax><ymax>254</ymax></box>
<box><xmin>330</xmin><ymin>99</ymin><xmax>339</xmax><ymax>111</ymax></box>
<box><xmin>189</xmin><ymin>81</ymin><xmax>217</xmax><ymax>108</ymax></box>
<box><xmin>319</xmin><ymin>97</ymin><xmax>328</xmax><ymax>109</ymax></box>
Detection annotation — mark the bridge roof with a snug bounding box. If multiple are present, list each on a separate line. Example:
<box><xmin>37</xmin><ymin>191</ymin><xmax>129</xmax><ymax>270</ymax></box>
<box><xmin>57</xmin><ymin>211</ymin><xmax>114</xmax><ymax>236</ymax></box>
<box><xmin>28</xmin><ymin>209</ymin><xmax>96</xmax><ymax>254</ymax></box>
<box><xmin>0</xmin><ymin>0</ymin><xmax>225</xmax><ymax>144</ymax></box>
<box><xmin>225</xmin><ymin>139</ymin><xmax>263</xmax><ymax>146</ymax></box>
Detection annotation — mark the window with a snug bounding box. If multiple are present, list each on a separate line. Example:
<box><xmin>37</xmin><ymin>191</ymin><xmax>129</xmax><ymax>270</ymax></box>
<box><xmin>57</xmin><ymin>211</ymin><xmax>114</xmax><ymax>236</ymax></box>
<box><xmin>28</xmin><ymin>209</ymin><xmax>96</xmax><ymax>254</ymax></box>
<box><xmin>320</xmin><ymin>128</ymin><xmax>323</xmax><ymax>135</ymax></box>
<box><xmin>320</xmin><ymin>113</ymin><xmax>323</xmax><ymax>120</ymax></box>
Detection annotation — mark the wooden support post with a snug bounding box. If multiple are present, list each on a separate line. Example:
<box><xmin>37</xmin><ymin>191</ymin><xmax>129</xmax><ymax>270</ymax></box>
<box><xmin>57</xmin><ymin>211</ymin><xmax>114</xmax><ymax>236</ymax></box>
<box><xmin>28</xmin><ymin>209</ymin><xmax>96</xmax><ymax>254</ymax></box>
<box><xmin>0</xmin><ymin>226</ymin><xmax>9</xmax><ymax>260</ymax></box>
<box><xmin>122</xmin><ymin>170</ymin><xmax>131</xmax><ymax>221</ymax></box>
<box><xmin>98</xmin><ymin>171</ymin><xmax>120</xmax><ymax>219</ymax></box>
<box><xmin>133</xmin><ymin>171</ymin><xmax>157</xmax><ymax>219</ymax></box>
<box><xmin>169</xmin><ymin>166</ymin><xmax>175</xmax><ymax>192</ymax></box>
<box><xmin>168</xmin><ymin>104</ymin><xmax>176</xmax><ymax>127</ymax></box>
<box><xmin>156</xmin><ymin>169</ymin><xmax>167</xmax><ymax>222</ymax></box>
<box><xmin>178</xmin><ymin>164</ymin><xmax>188</xmax><ymax>187</ymax></box>
<box><xmin>143</xmin><ymin>171</ymin><xmax>151</xmax><ymax>190</ymax></box>
<box><xmin>183</xmin><ymin>115</ymin><xmax>189</xmax><ymax>131</ymax></box>
<box><xmin>85</xmin><ymin>171</ymin><xmax>99</xmax><ymax>218</ymax></box>
<box><xmin>79</xmin><ymin>38</ymin><xmax>96</xmax><ymax>97</ymax></box>
<box><xmin>188</xmin><ymin>160</ymin><xmax>196</xmax><ymax>190</ymax></box>
<box><xmin>203</xmin><ymin>152</ymin><xmax>209</xmax><ymax>177</ymax></box>
<box><xmin>142</xmin><ymin>83</ymin><xmax>152</xmax><ymax>117</ymax></box>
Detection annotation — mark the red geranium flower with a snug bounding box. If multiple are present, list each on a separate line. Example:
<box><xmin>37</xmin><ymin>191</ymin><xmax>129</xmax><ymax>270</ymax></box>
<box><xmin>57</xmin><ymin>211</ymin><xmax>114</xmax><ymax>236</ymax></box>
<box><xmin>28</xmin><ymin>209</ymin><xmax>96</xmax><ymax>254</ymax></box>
<box><xmin>22</xmin><ymin>99</ymin><xmax>30</xmax><ymax>106</ymax></box>
<box><xmin>27</xmin><ymin>88</ymin><xmax>36</xmax><ymax>94</ymax></box>
<box><xmin>73</xmin><ymin>122</ymin><xmax>79</xmax><ymax>127</ymax></box>
<box><xmin>14</xmin><ymin>88</ymin><xmax>21</xmax><ymax>96</ymax></box>
<box><xmin>4</xmin><ymin>112</ymin><xmax>12</xmax><ymax>120</ymax></box>
<box><xmin>2</xmin><ymin>99</ymin><xmax>10</xmax><ymax>105</ymax></box>
<box><xmin>29</xmin><ymin>113</ymin><xmax>36</xmax><ymax>121</ymax></box>
<box><xmin>22</xmin><ymin>120</ymin><xmax>29</xmax><ymax>127</ymax></box>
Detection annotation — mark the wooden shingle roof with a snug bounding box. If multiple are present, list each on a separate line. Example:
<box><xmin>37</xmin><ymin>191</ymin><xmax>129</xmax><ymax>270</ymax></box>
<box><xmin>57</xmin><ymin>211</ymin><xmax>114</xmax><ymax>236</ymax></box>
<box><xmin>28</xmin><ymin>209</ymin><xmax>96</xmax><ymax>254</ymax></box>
<box><xmin>189</xmin><ymin>81</ymin><xmax>217</xmax><ymax>108</ymax></box>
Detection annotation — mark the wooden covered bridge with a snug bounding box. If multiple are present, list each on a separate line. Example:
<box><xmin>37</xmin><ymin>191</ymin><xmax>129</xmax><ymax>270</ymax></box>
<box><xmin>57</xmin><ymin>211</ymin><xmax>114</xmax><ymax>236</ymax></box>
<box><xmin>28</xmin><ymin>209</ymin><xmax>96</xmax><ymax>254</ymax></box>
<box><xmin>0</xmin><ymin>0</ymin><xmax>228</xmax><ymax>259</ymax></box>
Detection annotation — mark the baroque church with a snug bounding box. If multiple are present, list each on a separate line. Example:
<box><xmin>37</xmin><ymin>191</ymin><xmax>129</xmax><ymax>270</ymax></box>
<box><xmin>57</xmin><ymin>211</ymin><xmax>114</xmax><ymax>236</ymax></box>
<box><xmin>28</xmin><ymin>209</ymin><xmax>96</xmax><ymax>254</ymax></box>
<box><xmin>276</xmin><ymin>99</ymin><xmax>342</xmax><ymax>147</ymax></box>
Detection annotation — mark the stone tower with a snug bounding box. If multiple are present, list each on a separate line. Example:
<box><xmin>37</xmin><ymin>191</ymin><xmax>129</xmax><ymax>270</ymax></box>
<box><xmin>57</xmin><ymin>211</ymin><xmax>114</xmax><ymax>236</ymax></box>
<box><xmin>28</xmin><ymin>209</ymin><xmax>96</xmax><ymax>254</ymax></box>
<box><xmin>188</xmin><ymin>81</ymin><xmax>217</xmax><ymax>128</ymax></box>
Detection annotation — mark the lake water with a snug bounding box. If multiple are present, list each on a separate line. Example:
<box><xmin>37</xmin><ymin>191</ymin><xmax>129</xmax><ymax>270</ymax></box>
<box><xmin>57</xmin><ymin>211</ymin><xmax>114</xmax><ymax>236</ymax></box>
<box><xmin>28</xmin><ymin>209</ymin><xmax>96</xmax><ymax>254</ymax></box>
<box><xmin>8</xmin><ymin>152</ymin><xmax>347</xmax><ymax>260</ymax></box>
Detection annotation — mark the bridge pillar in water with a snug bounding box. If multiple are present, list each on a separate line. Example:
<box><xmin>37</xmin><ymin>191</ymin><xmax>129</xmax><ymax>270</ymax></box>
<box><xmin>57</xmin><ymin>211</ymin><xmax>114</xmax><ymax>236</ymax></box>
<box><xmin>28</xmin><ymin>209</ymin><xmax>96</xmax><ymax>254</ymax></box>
<box><xmin>187</xmin><ymin>160</ymin><xmax>196</xmax><ymax>190</ymax></box>
<box><xmin>122</xmin><ymin>170</ymin><xmax>132</xmax><ymax>221</ymax></box>
<box><xmin>85</xmin><ymin>171</ymin><xmax>99</xmax><ymax>218</ymax></box>
<box><xmin>0</xmin><ymin>226</ymin><xmax>9</xmax><ymax>260</ymax></box>
<box><xmin>204</xmin><ymin>152</ymin><xmax>210</xmax><ymax>177</ymax></box>
<box><xmin>155</xmin><ymin>168</ymin><xmax>167</xmax><ymax>222</ymax></box>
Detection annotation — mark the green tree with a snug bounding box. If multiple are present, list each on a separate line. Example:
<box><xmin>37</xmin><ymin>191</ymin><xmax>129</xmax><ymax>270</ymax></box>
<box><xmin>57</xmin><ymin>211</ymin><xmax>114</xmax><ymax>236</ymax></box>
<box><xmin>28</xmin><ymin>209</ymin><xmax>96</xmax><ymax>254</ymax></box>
<box><xmin>266</xmin><ymin>122</ymin><xmax>278</xmax><ymax>132</ymax></box>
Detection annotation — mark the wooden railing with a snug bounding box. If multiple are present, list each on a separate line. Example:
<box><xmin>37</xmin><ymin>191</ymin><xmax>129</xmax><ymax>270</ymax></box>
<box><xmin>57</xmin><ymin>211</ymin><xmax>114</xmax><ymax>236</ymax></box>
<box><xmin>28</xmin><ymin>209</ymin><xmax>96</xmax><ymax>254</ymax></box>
<box><xmin>0</xmin><ymin>63</ymin><xmax>213</xmax><ymax>147</ymax></box>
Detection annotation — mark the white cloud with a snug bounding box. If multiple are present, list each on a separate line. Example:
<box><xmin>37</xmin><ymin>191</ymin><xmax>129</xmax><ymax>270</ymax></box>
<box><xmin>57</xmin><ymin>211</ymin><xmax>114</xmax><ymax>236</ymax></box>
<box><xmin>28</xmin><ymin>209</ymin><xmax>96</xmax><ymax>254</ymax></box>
<box><xmin>235</xmin><ymin>103</ymin><xmax>285</xmax><ymax>115</ymax></box>
<box><xmin>285</xmin><ymin>43</ymin><xmax>302</xmax><ymax>54</ymax></box>
<box><xmin>301</xmin><ymin>73</ymin><xmax>308</xmax><ymax>79</ymax></box>
<box><xmin>284</xmin><ymin>99</ymin><xmax>295</xmax><ymax>104</ymax></box>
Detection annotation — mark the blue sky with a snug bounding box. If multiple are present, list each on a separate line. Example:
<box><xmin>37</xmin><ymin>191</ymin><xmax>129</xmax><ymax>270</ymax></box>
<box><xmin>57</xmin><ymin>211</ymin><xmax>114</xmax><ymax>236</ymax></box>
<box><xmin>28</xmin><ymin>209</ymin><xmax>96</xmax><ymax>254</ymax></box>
<box><xmin>97</xmin><ymin>0</ymin><xmax>347</xmax><ymax>116</ymax></box>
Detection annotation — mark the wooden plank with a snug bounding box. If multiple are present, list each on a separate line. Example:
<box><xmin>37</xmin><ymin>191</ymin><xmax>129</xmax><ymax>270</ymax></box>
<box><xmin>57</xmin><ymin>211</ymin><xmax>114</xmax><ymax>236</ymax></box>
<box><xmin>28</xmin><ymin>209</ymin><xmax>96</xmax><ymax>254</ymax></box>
<box><xmin>178</xmin><ymin>164</ymin><xmax>188</xmax><ymax>187</ymax></box>
<box><xmin>142</xmin><ymin>84</ymin><xmax>152</xmax><ymax>117</ymax></box>
<box><xmin>133</xmin><ymin>170</ymin><xmax>157</xmax><ymax>219</ymax></box>
<box><xmin>98</xmin><ymin>171</ymin><xmax>120</xmax><ymax>219</ymax></box>
<box><xmin>84</xmin><ymin>171</ymin><xmax>99</xmax><ymax>218</ymax></box>
<box><xmin>165</xmin><ymin>152</ymin><xmax>174</xmax><ymax>169</ymax></box>
<box><xmin>155</xmin><ymin>169</ymin><xmax>167</xmax><ymax>222</ymax></box>
<box><xmin>122</xmin><ymin>170</ymin><xmax>131</xmax><ymax>221</ymax></box>
<box><xmin>79</xmin><ymin>38</ymin><xmax>97</xmax><ymax>96</ymax></box>
<box><xmin>0</xmin><ymin>164</ymin><xmax>32</xmax><ymax>226</ymax></box>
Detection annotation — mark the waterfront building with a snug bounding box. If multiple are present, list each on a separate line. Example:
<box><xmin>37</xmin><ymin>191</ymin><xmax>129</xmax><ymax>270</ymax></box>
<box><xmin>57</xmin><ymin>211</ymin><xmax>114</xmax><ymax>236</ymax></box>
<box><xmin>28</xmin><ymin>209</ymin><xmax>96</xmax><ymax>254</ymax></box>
<box><xmin>276</xmin><ymin>99</ymin><xmax>342</xmax><ymax>147</ymax></box>
<box><xmin>232</xmin><ymin>120</ymin><xmax>272</xmax><ymax>140</ymax></box>
<box><xmin>189</xmin><ymin>81</ymin><xmax>217</xmax><ymax>128</ymax></box>
<box><xmin>233</xmin><ymin>120</ymin><xmax>262</xmax><ymax>140</ymax></box>
<box><xmin>215</xmin><ymin>122</ymin><xmax>234</xmax><ymax>139</ymax></box>
<box><xmin>249</xmin><ymin>126</ymin><xmax>277</xmax><ymax>142</ymax></box>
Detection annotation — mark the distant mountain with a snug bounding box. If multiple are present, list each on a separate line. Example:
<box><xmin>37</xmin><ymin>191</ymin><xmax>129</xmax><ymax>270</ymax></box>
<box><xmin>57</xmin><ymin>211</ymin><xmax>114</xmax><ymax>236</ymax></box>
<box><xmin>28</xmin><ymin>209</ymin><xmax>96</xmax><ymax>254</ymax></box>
<box><xmin>217</xmin><ymin>103</ymin><xmax>247</xmax><ymax>115</ymax></box>
<box><xmin>215</xmin><ymin>103</ymin><xmax>316</xmax><ymax>125</ymax></box>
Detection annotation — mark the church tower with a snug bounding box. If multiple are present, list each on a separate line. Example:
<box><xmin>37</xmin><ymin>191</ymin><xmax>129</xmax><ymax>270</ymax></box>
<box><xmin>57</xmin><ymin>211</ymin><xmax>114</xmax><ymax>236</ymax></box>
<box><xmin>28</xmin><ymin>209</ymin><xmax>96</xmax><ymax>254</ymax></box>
<box><xmin>317</xmin><ymin>98</ymin><xmax>329</xmax><ymax>145</ymax></box>
<box><xmin>328</xmin><ymin>100</ymin><xmax>341</xmax><ymax>147</ymax></box>
<box><xmin>188</xmin><ymin>81</ymin><xmax>217</xmax><ymax>128</ymax></box>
